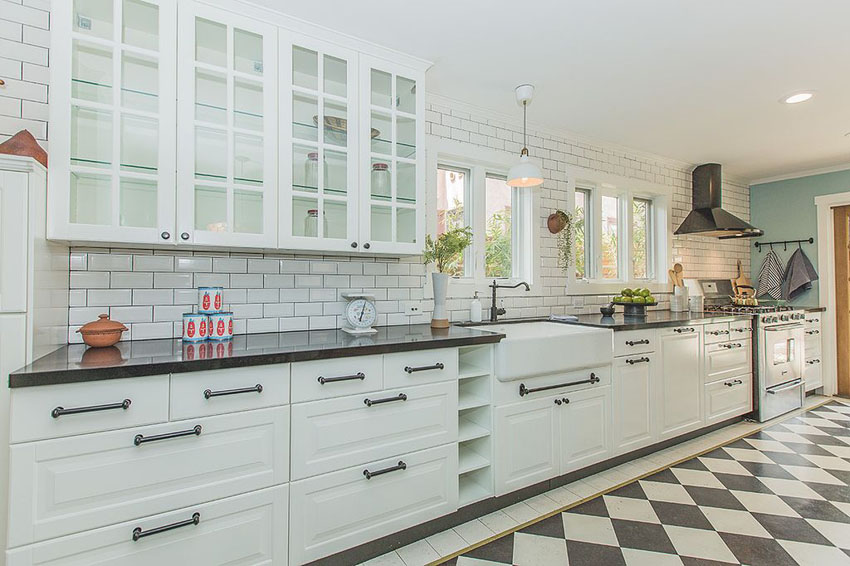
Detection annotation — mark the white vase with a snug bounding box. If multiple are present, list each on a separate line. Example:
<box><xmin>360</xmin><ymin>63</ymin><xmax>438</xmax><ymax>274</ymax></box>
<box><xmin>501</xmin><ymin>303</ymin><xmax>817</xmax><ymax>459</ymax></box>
<box><xmin>431</xmin><ymin>272</ymin><xmax>450</xmax><ymax>328</ymax></box>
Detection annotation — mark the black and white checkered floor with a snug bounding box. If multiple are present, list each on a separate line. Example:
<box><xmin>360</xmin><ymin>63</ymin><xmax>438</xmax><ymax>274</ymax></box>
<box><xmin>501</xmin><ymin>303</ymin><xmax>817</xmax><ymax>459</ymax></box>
<box><xmin>443</xmin><ymin>401</ymin><xmax>850</xmax><ymax>566</ymax></box>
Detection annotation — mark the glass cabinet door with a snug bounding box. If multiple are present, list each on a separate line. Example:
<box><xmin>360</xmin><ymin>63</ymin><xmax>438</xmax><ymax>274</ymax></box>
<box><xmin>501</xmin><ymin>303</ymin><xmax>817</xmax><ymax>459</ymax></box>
<box><xmin>279</xmin><ymin>35</ymin><xmax>358</xmax><ymax>252</ymax></box>
<box><xmin>50</xmin><ymin>0</ymin><xmax>177</xmax><ymax>243</ymax></box>
<box><xmin>176</xmin><ymin>3</ymin><xmax>277</xmax><ymax>248</ymax></box>
<box><xmin>359</xmin><ymin>56</ymin><xmax>424</xmax><ymax>254</ymax></box>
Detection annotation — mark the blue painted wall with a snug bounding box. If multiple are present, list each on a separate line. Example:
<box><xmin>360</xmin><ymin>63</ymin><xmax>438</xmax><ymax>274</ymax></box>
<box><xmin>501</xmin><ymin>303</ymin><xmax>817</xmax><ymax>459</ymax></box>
<box><xmin>750</xmin><ymin>169</ymin><xmax>850</xmax><ymax>307</ymax></box>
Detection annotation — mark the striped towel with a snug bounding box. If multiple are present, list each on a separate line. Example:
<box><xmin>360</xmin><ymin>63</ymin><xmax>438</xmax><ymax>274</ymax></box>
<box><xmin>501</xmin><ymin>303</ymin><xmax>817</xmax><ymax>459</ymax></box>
<box><xmin>757</xmin><ymin>248</ymin><xmax>785</xmax><ymax>300</ymax></box>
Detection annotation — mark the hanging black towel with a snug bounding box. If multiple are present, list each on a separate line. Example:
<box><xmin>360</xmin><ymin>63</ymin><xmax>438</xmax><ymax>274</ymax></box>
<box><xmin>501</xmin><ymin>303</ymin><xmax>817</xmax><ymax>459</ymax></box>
<box><xmin>782</xmin><ymin>247</ymin><xmax>819</xmax><ymax>300</ymax></box>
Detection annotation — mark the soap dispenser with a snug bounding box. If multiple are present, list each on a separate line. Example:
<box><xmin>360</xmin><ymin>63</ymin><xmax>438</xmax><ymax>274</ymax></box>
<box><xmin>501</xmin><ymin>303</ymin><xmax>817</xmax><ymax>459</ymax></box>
<box><xmin>470</xmin><ymin>292</ymin><xmax>482</xmax><ymax>323</ymax></box>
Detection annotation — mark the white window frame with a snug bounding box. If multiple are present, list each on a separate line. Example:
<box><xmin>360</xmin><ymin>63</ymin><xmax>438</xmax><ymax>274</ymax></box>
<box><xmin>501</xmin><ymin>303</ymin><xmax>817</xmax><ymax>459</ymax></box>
<box><xmin>427</xmin><ymin>138</ymin><xmax>540</xmax><ymax>299</ymax></box>
<box><xmin>567</xmin><ymin>166</ymin><xmax>672</xmax><ymax>295</ymax></box>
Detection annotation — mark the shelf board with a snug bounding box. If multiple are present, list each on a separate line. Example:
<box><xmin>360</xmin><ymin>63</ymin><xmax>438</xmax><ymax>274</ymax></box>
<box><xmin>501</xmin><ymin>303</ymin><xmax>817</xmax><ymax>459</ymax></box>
<box><xmin>459</xmin><ymin>448</ymin><xmax>490</xmax><ymax>475</ymax></box>
<box><xmin>458</xmin><ymin>391</ymin><xmax>488</xmax><ymax>411</ymax></box>
<box><xmin>459</xmin><ymin>418</ymin><xmax>490</xmax><ymax>442</ymax></box>
<box><xmin>459</xmin><ymin>477</ymin><xmax>491</xmax><ymax>507</ymax></box>
<box><xmin>459</xmin><ymin>366</ymin><xmax>490</xmax><ymax>380</ymax></box>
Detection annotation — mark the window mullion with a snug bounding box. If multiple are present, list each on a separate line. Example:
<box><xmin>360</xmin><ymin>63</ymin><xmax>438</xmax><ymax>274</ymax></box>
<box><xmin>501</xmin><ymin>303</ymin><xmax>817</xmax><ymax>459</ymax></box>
<box><xmin>473</xmin><ymin>165</ymin><xmax>486</xmax><ymax>282</ymax></box>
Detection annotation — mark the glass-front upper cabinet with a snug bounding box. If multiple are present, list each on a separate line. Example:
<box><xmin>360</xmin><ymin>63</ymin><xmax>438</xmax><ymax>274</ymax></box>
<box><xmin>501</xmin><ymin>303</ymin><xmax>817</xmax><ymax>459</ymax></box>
<box><xmin>358</xmin><ymin>56</ymin><xmax>425</xmax><ymax>255</ymax></box>
<box><xmin>176</xmin><ymin>2</ymin><xmax>278</xmax><ymax>248</ymax></box>
<box><xmin>279</xmin><ymin>34</ymin><xmax>358</xmax><ymax>252</ymax></box>
<box><xmin>48</xmin><ymin>0</ymin><xmax>177</xmax><ymax>244</ymax></box>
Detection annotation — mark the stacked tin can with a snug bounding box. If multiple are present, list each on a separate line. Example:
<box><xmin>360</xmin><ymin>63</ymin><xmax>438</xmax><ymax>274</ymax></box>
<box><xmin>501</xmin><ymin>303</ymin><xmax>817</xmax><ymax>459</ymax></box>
<box><xmin>182</xmin><ymin>287</ymin><xmax>233</xmax><ymax>342</ymax></box>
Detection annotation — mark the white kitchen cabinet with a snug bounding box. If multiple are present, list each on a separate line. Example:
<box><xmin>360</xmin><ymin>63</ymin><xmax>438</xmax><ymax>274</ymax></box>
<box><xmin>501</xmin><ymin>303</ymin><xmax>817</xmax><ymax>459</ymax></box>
<box><xmin>279</xmin><ymin>33</ymin><xmax>360</xmax><ymax>252</ymax></box>
<box><xmin>704</xmin><ymin>376</ymin><xmax>751</xmax><ymax>425</ymax></box>
<box><xmin>559</xmin><ymin>386</ymin><xmax>612</xmax><ymax>473</ymax></box>
<box><xmin>358</xmin><ymin>55</ymin><xmax>425</xmax><ymax>255</ymax></box>
<box><xmin>704</xmin><ymin>340</ymin><xmax>751</xmax><ymax>384</ymax></box>
<box><xmin>290</xmin><ymin>380</ymin><xmax>457</xmax><ymax>480</ymax></box>
<box><xmin>0</xmin><ymin>170</ymin><xmax>28</xmax><ymax>313</ymax></box>
<box><xmin>8</xmin><ymin>407</ymin><xmax>289</xmax><ymax>547</ymax></box>
<box><xmin>176</xmin><ymin>1</ymin><xmax>279</xmax><ymax>248</ymax></box>
<box><xmin>494</xmin><ymin>396</ymin><xmax>558</xmax><ymax>496</ymax></box>
<box><xmin>6</xmin><ymin>485</ymin><xmax>288</xmax><ymax>566</ymax></box>
<box><xmin>289</xmin><ymin>444</ymin><xmax>457</xmax><ymax>565</ymax></box>
<box><xmin>49</xmin><ymin>0</ymin><xmax>178</xmax><ymax>245</ymax></box>
<box><xmin>612</xmin><ymin>354</ymin><xmax>654</xmax><ymax>455</ymax></box>
<box><xmin>657</xmin><ymin>326</ymin><xmax>703</xmax><ymax>440</ymax></box>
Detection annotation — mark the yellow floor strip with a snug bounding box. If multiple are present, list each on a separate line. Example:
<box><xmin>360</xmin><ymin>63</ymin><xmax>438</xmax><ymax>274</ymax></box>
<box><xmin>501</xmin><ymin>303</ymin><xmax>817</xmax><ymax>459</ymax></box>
<box><xmin>427</xmin><ymin>396</ymin><xmax>837</xmax><ymax>566</ymax></box>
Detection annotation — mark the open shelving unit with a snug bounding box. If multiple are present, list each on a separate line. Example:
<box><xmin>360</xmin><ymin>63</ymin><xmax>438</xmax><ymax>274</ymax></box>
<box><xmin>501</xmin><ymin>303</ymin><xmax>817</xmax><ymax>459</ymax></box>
<box><xmin>457</xmin><ymin>344</ymin><xmax>495</xmax><ymax>507</ymax></box>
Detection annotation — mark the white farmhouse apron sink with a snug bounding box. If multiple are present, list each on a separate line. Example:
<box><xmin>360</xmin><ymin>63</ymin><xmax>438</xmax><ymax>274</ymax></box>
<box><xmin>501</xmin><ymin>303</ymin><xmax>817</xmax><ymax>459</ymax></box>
<box><xmin>470</xmin><ymin>322</ymin><xmax>613</xmax><ymax>381</ymax></box>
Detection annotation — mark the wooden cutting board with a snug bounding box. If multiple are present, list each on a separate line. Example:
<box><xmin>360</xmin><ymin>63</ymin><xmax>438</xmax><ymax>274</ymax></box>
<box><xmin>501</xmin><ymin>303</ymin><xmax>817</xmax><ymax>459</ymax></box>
<box><xmin>734</xmin><ymin>259</ymin><xmax>755</xmax><ymax>297</ymax></box>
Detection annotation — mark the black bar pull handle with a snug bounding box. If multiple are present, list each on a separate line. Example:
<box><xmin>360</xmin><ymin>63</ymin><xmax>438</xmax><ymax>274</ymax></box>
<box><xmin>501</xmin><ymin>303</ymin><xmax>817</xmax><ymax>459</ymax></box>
<box><xmin>519</xmin><ymin>373</ymin><xmax>599</xmax><ymax>397</ymax></box>
<box><xmin>364</xmin><ymin>393</ymin><xmax>407</xmax><ymax>407</ymax></box>
<box><xmin>318</xmin><ymin>372</ymin><xmax>365</xmax><ymax>385</ymax></box>
<box><xmin>625</xmin><ymin>339</ymin><xmax>650</xmax><ymax>346</ymax></box>
<box><xmin>806</xmin><ymin>329</ymin><xmax>820</xmax><ymax>335</ymax></box>
<box><xmin>52</xmin><ymin>399</ymin><xmax>131</xmax><ymax>419</ymax></box>
<box><xmin>674</xmin><ymin>327</ymin><xmax>696</xmax><ymax>334</ymax></box>
<box><xmin>132</xmin><ymin>513</ymin><xmax>200</xmax><ymax>541</ymax></box>
<box><xmin>723</xmin><ymin>379</ymin><xmax>743</xmax><ymax>387</ymax></box>
<box><xmin>203</xmin><ymin>384</ymin><xmax>262</xmax><ymax>399</ymax></box>
<box><xmin>626</xmin><ymin>357</ymin><xmax>650</xmax><ymax>365</ymax></box>
<box><xmin>134</xmin><ymin>425</ymin><xmax>202</xmax><ymax>446</ymax></box>
<box><xmin>404</xmin><ymin>363</ymin><xmax>445</xmax><ymax>374</ymax></box>
<box><xmin>720</xmin><ymin>343</ymin><xmax>743</xmax><ymax>349</ymax></box>
<box><xmin>806</xmin><ymin>359</ymin><xmax>821</xmax><ymax>365</ymax></box>
<box><xmin>363</xmin><ymin>460</ymin><xmax>406</xmax><ymax>479</ymax></box>
<box><xmin>708</xmin><ymin>330</ymin><xmax>730</xmax><ymax>336</ymax></box>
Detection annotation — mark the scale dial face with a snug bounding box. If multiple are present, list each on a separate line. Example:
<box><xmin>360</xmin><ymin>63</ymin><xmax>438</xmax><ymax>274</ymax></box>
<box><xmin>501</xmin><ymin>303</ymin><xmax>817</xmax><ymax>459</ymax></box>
<box><xmin>344</xmin><ymin>298</ymin><xmax>377</xmax><ymax>329</ymax></box>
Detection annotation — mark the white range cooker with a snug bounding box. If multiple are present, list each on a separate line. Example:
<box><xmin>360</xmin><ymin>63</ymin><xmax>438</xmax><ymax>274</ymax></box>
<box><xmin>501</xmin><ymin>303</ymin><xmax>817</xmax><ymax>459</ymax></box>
<box><xmin>690</xmin><ymin>279</ymin><xmax>805</xmax><ymax>422</ymax></box>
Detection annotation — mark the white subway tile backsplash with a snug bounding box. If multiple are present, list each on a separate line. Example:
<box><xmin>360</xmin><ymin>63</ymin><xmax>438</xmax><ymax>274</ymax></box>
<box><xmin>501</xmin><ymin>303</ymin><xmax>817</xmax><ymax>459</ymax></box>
<box><xmin>247</xmin><ymin>288</ymin><xmax>279</xmax><ymax>303</ymax></box>
<box><xmin>248</xmin><ymin>258</ymin><xmax>279</xmax><ymax>273</ymax></box>
<box><xmin>280</xmin><ymin>289</ymin><xmax>310</xmax><ymax>302</ymax></box>
<box><xmin>264</xmin><ymin>303</ymin><xmax>293</xmax><ymax>317</ymax></box>
<box><xmin>69</xmin><ymin>307</ymin><xmax>105</xmax><ymax>325</ymax></box>
<box><xmin>176</xmin><ymin>256</ymin><xmax>213</xmax><ymax>272</ymax></box>
<box><xmin>69</xmin><ymin>252</ymin><xmax>87</xmax><ymax>271</ymax></box>
<box><xmin>69</xmin><ymin>289</ymin><xmax>87</xmax><ymax>307</ymax></box>
<box><xmin>133</xmin><ymin>289</ymin><xmax>174</xmax><ymax>306</ymax></box>
<box><xmin>109</xmin><ymin>306</ymin><xmax>153</xmax><ymax>323</ymax></box>
<box><xmin>213</xmin><ymin>257</ymin><xmax>247</xmax><ymax>273</ymax></box>
<box><xmin>130</xmin><ymin>322</ymin><xmax>173</xmax><ymax>340</ymax></box>
<box><xmin>153</xmin><ymin>305</ymin><xmax>191</xmax><ymax>322</ymax></box>
<box><xmin>88</xmin><ymin>253</ymin><xmax>132</xmax><ymax>272</ymax></box>
<box><xmin>195</xmin><ymin>273</ymin><xmax>229</xmax><ymax>288</ymax></box>
<box><xmin>294</xmin><ymin>302</ymin><xmax>323</xmax><ymax>317</ymax></box>
<box><xmin>173</xmin><ymin>289</ymin><xmax>198</xmax><ymax>305</ymax></box>
<box><xmin>280</xmin><ymin>317</ymin><xmax>308</xmax><ymax>331</ymax></box>
<box><xmin>230</xmin><ymin>273</ymin><xmax>263</xmax><ymax>288</ymax></box>
<box><xmin>71</xmin><ymin>271</ymin><xmax>109</xmax><ymax>289</ymax></box>
<box><xmin>154</xmin><ymin>272</ymin><xmax>193</xmax><ymax>289</ymax></box>
<box><xmin>231</xmin><ymin>304</ymin><xmax>263</xmax><ymax>319</ymax></box>
<box><xmin>133</xmin><ymin>255</ymin><xmax>174</xmax><ymax>272</ymax></box>
<box><xmin>222</xmin><ymin>288</ymin><xmax>247</xmax><ymax>304</ymax></box>
<box><xmin>295</xmin><ymin>274</ymin><xmax>323</xmax><ymax>288</ymax></box>
<box><xmin>247</xmin><ymin>318</ymin><xmax>278</xmax><ymax>334</ymax></box>
<box><xmin>110</xmin><ymin>272</ymin><xmax>153</xmax><ymax>289</ymax></box>
<box><xmin>87</xmin><ymin>289</ymin><xmax>132</xmax><ymax>307</ymax></box>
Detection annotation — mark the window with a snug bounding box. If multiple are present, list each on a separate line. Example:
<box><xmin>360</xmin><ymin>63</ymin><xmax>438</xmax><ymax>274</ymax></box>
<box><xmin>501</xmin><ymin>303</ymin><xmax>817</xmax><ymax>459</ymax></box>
<box><xmin>571</xmin><ymin>178</ymin><xmax>668</xmax><ymax>291</ymax></box>
<box><xmin>485</xmin><ymin>175</ymin><xmax>512</xmax><ymax>278</ymax></box>
<box><xmin>632</xmin><ymin>198</ymin><xmax>653</xmax><ymax>279</ymax></box>
<box><xmin>436</xmin><ymin>166</ymin><xmax>470</xmax><ymax>277</ymax></box>
<box><xmin>574</xmin><ymin>189</ymin><xmax>590</xmax><ymax>279</ymax></box>
<box><xmin>434</xmin><ymin>157</ymin><xmax>534</xmax><ymax>286</ymax></box>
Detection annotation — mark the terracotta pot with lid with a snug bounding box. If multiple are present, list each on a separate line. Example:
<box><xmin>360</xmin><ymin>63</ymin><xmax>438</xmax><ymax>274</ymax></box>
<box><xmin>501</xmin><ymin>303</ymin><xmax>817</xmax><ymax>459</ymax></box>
<box><xmin>77</xmin><ymin>314</ymin><xmax>127</xmax><ymax>347</ymax></box>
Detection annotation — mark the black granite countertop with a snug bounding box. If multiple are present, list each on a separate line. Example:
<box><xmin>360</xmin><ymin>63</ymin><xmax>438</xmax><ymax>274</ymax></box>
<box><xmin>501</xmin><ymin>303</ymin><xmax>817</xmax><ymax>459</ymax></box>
<box><xmin>558</xmin><ymin>310</ymin><xmax>755</xmax><ymax>331</ymax></box>
<box><xmin>9</xmin><ymin>325</ymin><xmax>504</xmax><ymax>388</ymax></box>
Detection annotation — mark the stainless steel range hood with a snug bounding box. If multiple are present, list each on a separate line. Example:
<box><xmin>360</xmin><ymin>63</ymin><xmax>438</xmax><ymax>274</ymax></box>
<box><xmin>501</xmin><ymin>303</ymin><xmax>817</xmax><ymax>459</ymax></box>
<box><xmin>674</xmin><ymin>163</ymin><xmax>763</xmax><ymax>239</ymax></box>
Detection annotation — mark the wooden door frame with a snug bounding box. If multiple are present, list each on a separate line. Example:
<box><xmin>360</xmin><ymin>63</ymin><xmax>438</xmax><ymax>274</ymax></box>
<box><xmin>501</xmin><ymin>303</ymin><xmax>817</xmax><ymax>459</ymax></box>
<box><xmin>815</xmin><ymin>191</ymin><xmax>850</xmax><ymax>396</ymax></box>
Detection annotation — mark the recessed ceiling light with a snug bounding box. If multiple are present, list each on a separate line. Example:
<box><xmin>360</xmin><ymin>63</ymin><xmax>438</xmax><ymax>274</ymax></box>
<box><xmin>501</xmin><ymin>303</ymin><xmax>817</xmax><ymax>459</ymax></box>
<box><xmin>781</xmin><ymin>92</ymin><xmax>814</xmax><ymax>104</ymax></box>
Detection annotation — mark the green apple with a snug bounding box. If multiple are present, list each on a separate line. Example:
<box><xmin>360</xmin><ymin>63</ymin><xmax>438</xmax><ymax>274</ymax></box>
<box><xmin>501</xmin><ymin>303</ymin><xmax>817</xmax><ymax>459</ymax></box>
<box><xmin>622</xmin><ymin>288</ymin><xmax>634</xmax><ymax>297</ymax></box>
<box><xmin>646</xmin><ymin>295</ymin><xmax>656</xmax><ymax>303</ymax></box>
<box><xmin>620</xmin><ymin>296</ymin><xmax>633</xmax><ymax>303</ymax></box>
<box><xmin>632</xmin><ymin>296</ymin><xmax>646</xmax><ymax>304</ymax></box>
<box><xmin>640</xmin><ymin>288</ymin><xmax>651</xmax><ymax>297</ymax></box>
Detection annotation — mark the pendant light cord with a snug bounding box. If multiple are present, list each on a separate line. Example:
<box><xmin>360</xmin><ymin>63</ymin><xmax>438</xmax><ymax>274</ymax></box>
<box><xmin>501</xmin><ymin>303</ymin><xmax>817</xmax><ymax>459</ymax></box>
<box><xmin>521</xmin><ymin>102</ymin><xmax>529</xmax><ymax>157</ymax></box>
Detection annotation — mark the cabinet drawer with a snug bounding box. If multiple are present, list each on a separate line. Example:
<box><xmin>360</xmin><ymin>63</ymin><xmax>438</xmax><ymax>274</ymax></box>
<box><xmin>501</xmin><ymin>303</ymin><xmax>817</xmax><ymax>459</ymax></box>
<box><xmin>9</xmin><ymin>376</ymin><xmax>169</xmax><ymax>444</ymax></box>
<box><xmin>289</xmin><ymin>444</ymin><xmax>458</xmax><ymax>565</ymax></box>
<box><xmin>805</xmin><ymin>313</ymin><xmax>822</xmax><ymax>327</ymax></box>
<box><xmin>703</xmin><ymin>323</ymin><xmax>731</xmax><ymax>344</ymax></box>
<box><xmin>384</xmin><ymin>348</ymin><xmax>458</xmax><ymax>388</ymax></box>
<box><xmin>804</xmin><ymin>329</ymin><xmax>822</xmax><ymax>357</ymax></box>
<box><xmin>291</xmin><ymin>355</ymin><xmax>383</xmax><ymax>403</ymax></box>
<box><xmin>291</xmin><ymin>380</ymin><xmax>457</xmax><ymax>480</ymax></box>
<box><xmin>704</xmin><ymin>340</ymin><xmax>751</xmax><ymax>384</ymax></box>
<box><xmin>7</xmin><ymin>485</ymin><xmax>288</xmax><ymax>566</ymax></box>
<box><xmin>729</xmin><ymin>319</ymin><xmax>753</xmax><ymax>338</ymax></box>
<box><xmin>805</xmin><ymin>358</ymin><xmax>823</xmax><ymax>391</ymax></box>
<box><xmin>614</xmin><ymin>329</ymin><xmax>656</xmax><ymax>357</ymax></box>
<box><xmin>704</xmin><ymin>375</ymin><xmax>751</xmax><ymax>424</ymax></box>
<box><xmin>8</xmin><ymin>407</ymin><xmax>289</xmax><ymax>547</ymax></box>
<box><xmin>170</xmin><ymin>364</ymin><xmax>289</xmax><ymax>420</ymax></box>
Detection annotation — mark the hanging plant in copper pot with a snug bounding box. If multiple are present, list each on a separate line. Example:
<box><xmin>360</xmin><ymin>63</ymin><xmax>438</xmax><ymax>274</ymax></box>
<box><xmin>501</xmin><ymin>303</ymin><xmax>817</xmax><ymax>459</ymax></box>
<box><xmin>547</xmin><ymin>210</ymin><xmax>573</xmax><ymax>273</ymax></box>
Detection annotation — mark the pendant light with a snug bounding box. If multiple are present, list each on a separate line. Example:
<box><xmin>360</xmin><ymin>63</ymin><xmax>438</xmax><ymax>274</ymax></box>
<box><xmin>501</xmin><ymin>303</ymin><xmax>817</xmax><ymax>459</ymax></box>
<box><xmin>507</xmin><ymin>84</ymin><xmax>544</xmax><ymax>188</ymax></box>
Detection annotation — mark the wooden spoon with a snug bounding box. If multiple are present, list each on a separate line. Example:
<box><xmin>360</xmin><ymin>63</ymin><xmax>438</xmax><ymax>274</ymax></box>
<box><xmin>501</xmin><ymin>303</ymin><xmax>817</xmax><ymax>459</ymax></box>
<box><xmin>669</xmin><ymin>269</ymin><xmax>679</xmax><ymax>287</ymax></box>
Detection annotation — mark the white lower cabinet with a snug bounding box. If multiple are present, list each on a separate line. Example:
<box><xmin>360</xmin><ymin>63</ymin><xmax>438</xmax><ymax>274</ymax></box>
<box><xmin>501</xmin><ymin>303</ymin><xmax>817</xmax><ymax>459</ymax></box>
<box><xmin>559</xmin><ymin>386</ymin><xmax>612</xmax><ymax>473</ymax></box>
<box><xmin>704</xmin><ymin>340</ymin><xmax>751</xmax><ymax>384</ymax></box>
<box><xmin>289</xmin><ymin>444</ymin><xmax>458</xmax><ymax>565</ymax></box>
<box><xmin>494</xmin><ymin>396</ymin><xmax>558</xmax><ymax>496</ymax></box>
<box><xmin>6</xmin><ymin>485</ymin><xmax>288</xmax><ymax>566</ymax></box>
<box><xmin>805</xmin><ymin>358</ymin><xmax>823</xmax><ymax>391</ymax></box>
<box><xmin>290</xmin><ymin>380</ymin><xmax>457</xmax><ymax>480</ymax></box>
<box><xmin>8</xmin><ymin>406</ymin><xmax>290</xmax><ymax>547</ymax></box>
<box><xmin>657</xmin><ymin>327</ymin><xmax>703</xmax><ymax>440</ymax></box>
<box><xmin>612</xmin><ymin>354</ymin><xmax>654</xmax><ymax>455</ymax></box>
<box><xmin>704</xmin><ymin>376</ymin><xmax>751</xmax><ymax>424</ymax></box>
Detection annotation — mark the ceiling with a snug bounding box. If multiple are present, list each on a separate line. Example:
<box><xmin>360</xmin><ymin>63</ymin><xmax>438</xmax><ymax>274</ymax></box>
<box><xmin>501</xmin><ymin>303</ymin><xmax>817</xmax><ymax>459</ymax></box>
<box><xmin>253</xmin><ymin>0</ymin><xmax>850</xmax><ymax>182</ymax></box>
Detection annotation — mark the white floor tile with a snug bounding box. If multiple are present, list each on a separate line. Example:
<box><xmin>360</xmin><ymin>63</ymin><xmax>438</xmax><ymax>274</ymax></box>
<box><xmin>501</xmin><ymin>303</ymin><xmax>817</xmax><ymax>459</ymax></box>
<box><xmin>544</xmin><ymin>485</ymin><xmax>583</xmax><ymax>507</ymax></box>
<box><xmin>561</xmin><ymin>479</ymin><xmax>602</xmax><ymax>499</ymax></box>
<box><xmin>670</xmin><ymin>467</ymin><xmax>725</xmax><ymax>489</ymax></box>
<box><xmin>823</xmin><ymin>444</ymin><xmax>850</xmax><ymax>458</ymax></box>
<box><xmin>396</xmin><ymin>540</ymin><xmax>440</xmax><ymax>566</ymax></box>
<box><xmin>744</xmin><ymin>438</ymin><xmax>796</xmax><ymax>452</ymax></box>
<box><xmin>763</xmin><ymin>430</ymin><xmax>814</xmax><ymax>444</ymax></box>
<box><xmin>512</xmin><ymin>532</ymin><xmax>568</xmax><ymax>566</ymax></box>
<box><xmin>501</xmin><ymin>501</ymin><xmax>540</xmax><ymax>525</ymax></box>
<box><xmin>806</xmin><ymin>518</ymin><xmax>850</xmax><ymax>549</ymax></box>
<box><xmin>524</xmin><ymin>493</ymin><xmax>563</xmax><ymax>515</ymax></box>
<box><xmin>803</xmin><ymin>454</ymin><xmax>850</xmax><ymax>471</ymax></box>
<box><xmin>783</xmin><ymin>464</ymin><xmax>846</xmax><ymax>485</ymax></box>
<box><xmin>479</xmin><ymin>509</ymin><xmax>520</xmax><ymax>534</ymax></box>
<box><xmin>453</xmin><ymin>519</ymin><xmax>495</xmax><ymax>546</ymax></box>
<box><xmin>602</xmin><ymin>495</ymin><xmax>660</xmax><ymax>523</ymax></box>
<box><xmin>698</xmin><ymin>457</ymin><xmax>752</xmax><ymax>476</ymax></box>
<box><xmin>779</xmin><ymin>539</ymin><xmax>850</xmax><ymax>566</ymax></box>
<box><xmin>426</xmin><ymin>528</ymin><xmax>468</xmax><ymax>557</ymax></box>
<box><xmin>562</xmin><ymin>513</ymin><xmax>618</xmax><ymax>545</ymax></box>
<box><xmin>699</xmin><ymin>506</ymin><xmax>772</xmax><ymax>538</ymax></box>
<box><xmin>621</xmin><ymin>547</ymin><xmax>685</xmax><ymax>566</ymax></box>
<box><xmin>456</xmin><ymin>557</ymin><xmax>509</xmax><ymax>566</ymax></box>
<box><xmin>723</xmin><ymin>446</ymin><xmax>776</xmax><ymax>463</ymax></box>
<box><xmin>730</xmin><ymin>490</ymin><xmax>801</xmax><ymax>517</ymax></box>
<box><xmin>663</xmin><ymin>525</ymin><xmax>738</xmax><ymax>563</ymax></box>
<box><xmin>638</xmin><ymin>480</ymin><xmax>696</xmax><ymax>505</ymax></box>
<box><xmin>782</xmin><ymin>423</ymin><xmax>830</xmax><ymax>436</ymax></box>
<box><xmin>757</xmin><ymin>476</ymin><xmax>825</xmax><ymax>499</ymax></box>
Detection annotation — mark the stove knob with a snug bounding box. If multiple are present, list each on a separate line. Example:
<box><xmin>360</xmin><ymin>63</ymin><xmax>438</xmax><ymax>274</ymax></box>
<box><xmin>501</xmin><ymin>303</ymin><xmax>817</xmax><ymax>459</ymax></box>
<box><xmin>761</xmin><ymin>316</ymin><xmax>769</xmax><ymax>323</ymax></box>
<box><xmin>780</xmin><ymin>315</ymin><xmax>789</xmax><ymax>321</ymax></box>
